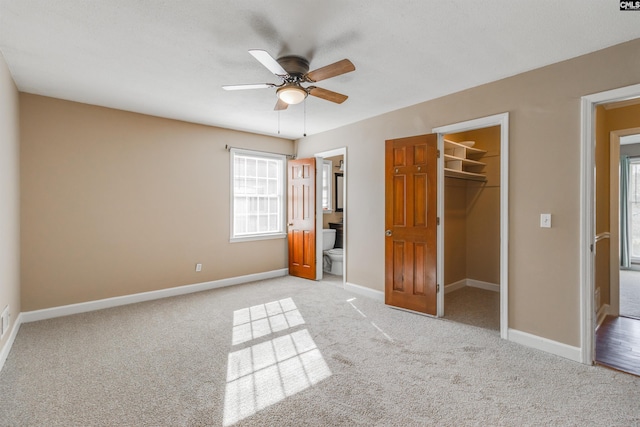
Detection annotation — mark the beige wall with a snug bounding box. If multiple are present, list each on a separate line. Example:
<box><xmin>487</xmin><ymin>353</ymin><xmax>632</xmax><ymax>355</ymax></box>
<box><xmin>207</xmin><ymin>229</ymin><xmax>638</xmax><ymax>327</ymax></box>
<box><xmin>449</xmin><ymin>127</ymin><xmax>501</xmax><ymax>285</ymax></box>
<box><xmin>444</xmin><ymin>178</ymin><xmax>467</xmax><ymax>284</ymax></box>
<box><xmin>444</xmin><ymin>126</ymin><xmax>501</xmax><ymax>286</ymax></box>
<box><xmin>296</xmin><ymin>38</ymin><xmax>640</xmax><ymax>347</ymax></box>
<box><xmin>20</xmin><ymin>94</ymin><xmax>294</xmax><ymax>311</ymax></box>
<box><xmin>0</xmin><ymin>52</ymin><xmax>20</xmax><ymax>349</ymax></box>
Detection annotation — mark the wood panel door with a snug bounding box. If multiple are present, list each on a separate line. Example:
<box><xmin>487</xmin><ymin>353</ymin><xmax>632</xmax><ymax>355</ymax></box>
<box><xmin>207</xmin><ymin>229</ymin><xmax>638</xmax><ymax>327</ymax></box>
<box><xmin>385</xmin><ymin>134</ymin><xmax>438</xmax><ymax>314</ymax></box>
<box><xmin>288</xmin><ymin>158</ymin><xmax>316</xmax><ymax>280</ymax></box>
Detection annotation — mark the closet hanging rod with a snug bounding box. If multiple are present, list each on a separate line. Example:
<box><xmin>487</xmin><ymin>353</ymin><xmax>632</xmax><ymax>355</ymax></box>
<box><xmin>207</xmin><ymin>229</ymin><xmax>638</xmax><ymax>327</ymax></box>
<box><xmin>225</xmin><ymin>144</ymin><xmax>296</xmax><ymax>159</ymax></box>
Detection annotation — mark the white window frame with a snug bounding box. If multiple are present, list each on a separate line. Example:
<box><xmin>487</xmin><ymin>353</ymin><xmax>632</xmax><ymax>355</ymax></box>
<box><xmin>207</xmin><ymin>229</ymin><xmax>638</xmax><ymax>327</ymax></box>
<box><xmin>230</xmin><ymin>148</ymin><xmax>287</xmax><ymax>242</ymax></box>
<box><xmin>322</xmin><ymin>160</ymin><xmax>333</xmax><ymax>213</ymax></box>
<box><xmin>628</xmin><ymin>157</ymin><xmax>640</xmax><ymax>262</ymax></box>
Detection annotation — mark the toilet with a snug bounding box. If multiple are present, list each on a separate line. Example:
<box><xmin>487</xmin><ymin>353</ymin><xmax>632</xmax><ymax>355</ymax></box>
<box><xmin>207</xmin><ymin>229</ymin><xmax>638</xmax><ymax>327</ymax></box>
<box><xmin>322</xmin><ymin>229</ymin><xmax>344</xmax><ymax>275</ymax></box>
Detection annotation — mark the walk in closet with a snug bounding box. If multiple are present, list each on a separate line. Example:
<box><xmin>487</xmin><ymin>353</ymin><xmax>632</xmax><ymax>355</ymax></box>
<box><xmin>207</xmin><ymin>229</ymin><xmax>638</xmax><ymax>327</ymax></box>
<box><xmin>444</xmin><ymin>125</ymin><xmax>501</xmax><ymax>330</ymax></box>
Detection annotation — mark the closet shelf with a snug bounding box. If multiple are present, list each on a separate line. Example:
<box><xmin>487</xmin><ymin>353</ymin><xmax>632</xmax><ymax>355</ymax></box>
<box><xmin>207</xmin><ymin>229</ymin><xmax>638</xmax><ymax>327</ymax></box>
<box><xmin>444</xmin><ymin>154</ymin><xmax>486</xmax><ymax>167</ymax></box>
<box><xmin>443</xmin><ymin>139</ymin><xmax>487</xmax><ymax>181</ymax></box>
<box><xmin>444</xmin><ymin>168</ymin><xmax>487</xmax><ymax>181</ymax></box>
<box><xmin>444</xmin><ymin>139</ymin><xmax>487</xmax><ymax>157</ymax></box>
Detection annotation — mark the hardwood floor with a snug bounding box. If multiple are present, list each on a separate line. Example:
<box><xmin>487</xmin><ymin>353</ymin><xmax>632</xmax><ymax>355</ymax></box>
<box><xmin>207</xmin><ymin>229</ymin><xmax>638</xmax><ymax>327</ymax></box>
<box><xmin>596</xmin><ymin>315</ymin><xmax>640</xmax><ymax>377</ymax></box>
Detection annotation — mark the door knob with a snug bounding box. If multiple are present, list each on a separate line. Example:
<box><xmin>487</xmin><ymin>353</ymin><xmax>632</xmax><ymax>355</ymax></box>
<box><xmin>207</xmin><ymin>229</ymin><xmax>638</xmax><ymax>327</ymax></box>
<box><xmin>385</xmin><ymin>230</ymin><xmax>392</xmax><ymax>236</ymax></box>
<box><xmin>288</xmin><ymin>223</ymin><xmax>294</xmax><ymax>226</ymax></box>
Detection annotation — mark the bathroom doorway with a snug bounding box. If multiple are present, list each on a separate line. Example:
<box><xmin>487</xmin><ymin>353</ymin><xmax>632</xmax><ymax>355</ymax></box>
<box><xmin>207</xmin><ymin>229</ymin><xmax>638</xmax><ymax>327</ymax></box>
<box><xmin>314</xmin><ymin>147</ymin><xmax>346</xmax><ymax>286</ymax></box>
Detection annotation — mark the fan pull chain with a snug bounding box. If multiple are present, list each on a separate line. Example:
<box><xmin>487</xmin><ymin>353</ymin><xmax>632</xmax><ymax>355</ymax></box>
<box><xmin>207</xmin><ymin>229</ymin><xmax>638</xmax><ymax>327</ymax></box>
<box><xmin>277</xmin><ymin>110</ymin><xmax>280</xmax><ymax>135</ymax></box>
<box><xmin>303</xmin><ymin>99</ymin><xmax>307</xmax><ymax>137</ymax></box>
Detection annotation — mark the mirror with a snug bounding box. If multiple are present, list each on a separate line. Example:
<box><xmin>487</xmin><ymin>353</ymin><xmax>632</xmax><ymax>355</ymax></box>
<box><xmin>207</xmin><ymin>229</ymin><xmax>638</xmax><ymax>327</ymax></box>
<box><xmin>335</xmin><ymin>173</ymin><xmax>344</xmax><ymax>212</ymax></box>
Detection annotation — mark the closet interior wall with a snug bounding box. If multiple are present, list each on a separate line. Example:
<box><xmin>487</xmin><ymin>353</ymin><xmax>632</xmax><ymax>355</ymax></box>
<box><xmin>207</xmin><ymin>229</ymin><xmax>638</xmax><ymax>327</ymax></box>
<box><xmin>444</xmin><ymin>126</ymin><xmax>501</xmax><ymax>289</ymax></box>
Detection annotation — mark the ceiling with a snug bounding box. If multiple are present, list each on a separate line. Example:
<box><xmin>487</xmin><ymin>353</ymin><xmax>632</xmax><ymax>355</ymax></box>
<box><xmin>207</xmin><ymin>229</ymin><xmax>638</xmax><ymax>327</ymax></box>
<box><xmin>1</xmin><ymin>1</ymin><xmax>640</xmax><ymax>140</ymax></box>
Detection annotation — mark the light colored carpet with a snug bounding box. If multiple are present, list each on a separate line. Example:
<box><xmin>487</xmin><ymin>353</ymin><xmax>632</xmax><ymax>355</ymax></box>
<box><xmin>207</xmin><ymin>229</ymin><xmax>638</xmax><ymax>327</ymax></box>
<box><xmin>1</xmin><ymin>275</ymin><xmax>639</xmax><ymax>426</ymax></box>
<box><xmin>620</xmin><ymin>269</ymin><xmax>640</xmax><ymax>319</ymax></box>
<box><xmin>445</xmin><ymin>287</ymin><xmax>500</xmax><ymax>332</ymax></box>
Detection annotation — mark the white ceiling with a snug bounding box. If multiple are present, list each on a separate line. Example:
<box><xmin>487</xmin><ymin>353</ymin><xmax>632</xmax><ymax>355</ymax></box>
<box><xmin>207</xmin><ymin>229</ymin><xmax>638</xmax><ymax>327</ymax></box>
<box><xmin>1</xmin><ymin>1</ymin><xmax>640</xmax><ymax>139</ymax></box>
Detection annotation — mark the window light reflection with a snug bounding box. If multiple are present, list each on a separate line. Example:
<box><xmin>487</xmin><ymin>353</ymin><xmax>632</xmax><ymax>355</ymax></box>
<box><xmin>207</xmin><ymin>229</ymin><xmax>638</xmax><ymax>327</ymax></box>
<box><xmin>232</xmin><ymin>297</ymin><xmax>305</xmax><ymax>345</ymax></box>
<box><xmin>223</xmin><ymin>329</ymin><xmax>331</xmax><ymax>426</ymax></box>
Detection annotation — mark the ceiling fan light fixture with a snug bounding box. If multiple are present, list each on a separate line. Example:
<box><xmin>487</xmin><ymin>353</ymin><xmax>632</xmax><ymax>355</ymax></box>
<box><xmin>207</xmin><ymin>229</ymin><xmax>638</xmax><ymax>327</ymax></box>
<box><xmin>277</xmin><ymin>85</ymin><xmax>307</xmax><ymax>105</ymax></box>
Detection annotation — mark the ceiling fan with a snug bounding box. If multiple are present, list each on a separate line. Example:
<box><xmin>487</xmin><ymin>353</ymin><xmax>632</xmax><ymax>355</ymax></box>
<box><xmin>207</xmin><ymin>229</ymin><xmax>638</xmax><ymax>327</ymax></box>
<box><xmin>222</xmin><ymin>49</ymin><xmax>355</xmax><ymax>110</ymax></box>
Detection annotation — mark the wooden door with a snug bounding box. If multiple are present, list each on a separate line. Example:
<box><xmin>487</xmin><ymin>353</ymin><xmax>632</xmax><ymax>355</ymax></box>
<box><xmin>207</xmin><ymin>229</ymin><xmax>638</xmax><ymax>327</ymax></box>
<box><xmin>385</xmin><ymin>134</ymin><xmax>438</xmax><ymax>314</ymax></box>
<box><xmin>288</xmin><ymin>158</ymin><xmax>316</xmax><ymax>280</ymax></box>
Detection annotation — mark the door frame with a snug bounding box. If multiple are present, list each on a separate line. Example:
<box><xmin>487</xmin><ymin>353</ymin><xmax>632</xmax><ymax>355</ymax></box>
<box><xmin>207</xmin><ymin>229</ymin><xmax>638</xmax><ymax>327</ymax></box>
<box><xmin>580</xmin><ymin>83</ymin><xmax>640</xmax><ymax>365</ymax></box>
<box><xmin>432</xmin><ymin>112</ymin><xmax>510</xmax><ymax>339</ymax></box>
<box><xmin>609</xmin><ymin>127</ymin><xmax>640</xmax><ymax>320</ymax></box>
<box><xmin>314</xmin><ymin>147</ymin><xmax>347</xmax><ymax>285</ymax></box>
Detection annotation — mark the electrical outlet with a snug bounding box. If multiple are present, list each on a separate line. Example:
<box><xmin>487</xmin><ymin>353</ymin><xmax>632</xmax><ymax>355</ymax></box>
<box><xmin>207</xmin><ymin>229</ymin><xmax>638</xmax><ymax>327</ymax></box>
<box><xmin>195</xmin><ymin>263</ymin><xmax>202</xmax><ymax>272</ymax></box>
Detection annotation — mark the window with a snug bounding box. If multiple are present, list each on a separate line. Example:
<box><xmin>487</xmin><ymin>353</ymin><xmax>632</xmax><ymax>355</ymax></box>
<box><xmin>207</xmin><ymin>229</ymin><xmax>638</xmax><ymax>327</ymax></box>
<box><xmin>231</xmin><ymin>149</ymin><xmax>286</xmax><ymax>241</ymax></box>
<box><xmin>629</xmin><ymin>158</ymin><xmax>640</xmax><ymax>260</ymax></box>
<box><xmin>322</xmin><ymin>160</ymin><xmax>332</xmax><ymax>212</ymax></box>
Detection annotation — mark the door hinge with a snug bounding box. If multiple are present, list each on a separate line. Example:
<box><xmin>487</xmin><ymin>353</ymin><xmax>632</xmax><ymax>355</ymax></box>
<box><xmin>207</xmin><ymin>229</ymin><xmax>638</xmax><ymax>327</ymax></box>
<box><xmin>437</xmin><ymin>284</ymin><xmax>440</xmax><ymax>293</ymax></box>
<box><xmin>436</xmin><ymin>149</ymin><xmax>440</xmax><ymax>158</ymax></box>
<box><xmin>436</xmin><ymin>217</ymin><xmax>440</xmax><ymax>226</ymax></box>
<box><xmin>590</xmin><ymin>244</ymin><xmax>594</xmax><ymax>253</ymax></box>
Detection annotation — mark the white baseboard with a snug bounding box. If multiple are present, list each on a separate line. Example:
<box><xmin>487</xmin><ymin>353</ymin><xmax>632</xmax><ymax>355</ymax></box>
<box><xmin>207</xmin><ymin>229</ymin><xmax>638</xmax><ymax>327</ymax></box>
<box><xmin>596</xmin><ymin>304</ymin><xmax>611</xmax><ymax>330</ymax></box>
<box><xmin>445</xmin><ymin>278</ymin><xmax>500</xmax><ymax>293</ymax></box>
<box><xmin>0</xmin><ymin>313</ymin><xmax>23</xmax><ymax>373</ymax></box>
<box><xmin>345</xmin><ymin>282</ymin><xmax>385</xmax><ymax>302</ymax></box>
<box><xmin>467</xmin><ymin>279</ymin><xmax>500</xmax><ymax>292</ymax></box>
<box><xmin>21</xmin><ymin>268</ymin><xmax>289</xmax><ymax>324</ymax></box>
<box><xmin>508</xmin><ymin>328</ymin><xmax>582</xmax><ymax>363</ymax></box>
<box><xmin>445</xmin><ymin>279</ymin><xmax>466</xmax><ymax>294</ymax></box>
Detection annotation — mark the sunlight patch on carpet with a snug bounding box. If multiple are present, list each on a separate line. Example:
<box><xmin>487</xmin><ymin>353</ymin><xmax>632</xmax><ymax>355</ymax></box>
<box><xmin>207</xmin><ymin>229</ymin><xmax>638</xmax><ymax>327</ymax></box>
<box><xmin>223</xmin><ymin>300</ymin><xmax>332</xmax><ymax>426</ymax></box>
<box><xmin>232</xmin><ymin>297</ymin><xmax>305</xmax><ymax>345</ymax></box>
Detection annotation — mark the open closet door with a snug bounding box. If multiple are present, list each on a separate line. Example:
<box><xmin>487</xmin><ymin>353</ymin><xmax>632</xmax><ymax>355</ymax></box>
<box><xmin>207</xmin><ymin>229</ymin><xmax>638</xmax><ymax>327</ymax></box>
<box><xmin>385</xmin><ymin>134</ymin><xmax>438</xmax><ymax>315</ymax></box>
<box><xmin>288</xmin><ymin>158</ymin><xmax>317</xmax><ymax>280</ymax></box>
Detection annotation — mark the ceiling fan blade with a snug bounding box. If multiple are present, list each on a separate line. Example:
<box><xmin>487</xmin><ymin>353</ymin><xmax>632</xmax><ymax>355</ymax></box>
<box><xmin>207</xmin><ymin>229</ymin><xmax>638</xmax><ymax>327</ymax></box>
<box><xmin>308</xmin><ymin>86</ymin><xmax>348</xmax><ymax>104</ymax></box>
<box><xmin>306</xmin><ymin>59</ymin><xmax>355</xmax><ymax>82</ymax></box>
<box><xmin>274</xmin><ymin>98</ymin><xmax>289</xmax><ymax>111</ymax></box>
<box><xmin>222</xmin><ymin>83</ymin><xmax>275</xmax><ymax>91</ymax></box>
<box><xmin>249</xmin><ymin>49</ymin><xmax>288</xmax><ymax>77</ymax></box>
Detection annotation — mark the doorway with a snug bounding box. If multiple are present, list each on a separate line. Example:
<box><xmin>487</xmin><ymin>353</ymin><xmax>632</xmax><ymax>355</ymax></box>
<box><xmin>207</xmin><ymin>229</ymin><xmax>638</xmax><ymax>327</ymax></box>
<box><xmin>618</xmin><ymin>134</ymin><xmax>640</xmax><ymax>321</ymax></box>
<box><xmin>433</xmin><ymin>113</ymin><xmax>509</xmax><ymax>338</ymax></box>
<box><xmin>580</xmin><ymin>82</ymin><xmax>640</xmax><ymax>367</ymax></box>
<box><xmin>314</xmin><ymin>147</ymin><xmax>346</xmax><ymax>286</ymax></box>
<box><xmin>441</xmin><ymin>126</ymin><xmax>501</xmax><ymax>332</ymax></box>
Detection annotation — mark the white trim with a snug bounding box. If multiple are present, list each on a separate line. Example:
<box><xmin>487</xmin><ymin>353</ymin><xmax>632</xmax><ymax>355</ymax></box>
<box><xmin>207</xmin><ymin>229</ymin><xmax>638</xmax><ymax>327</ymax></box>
<box><xmin>433</xmin><ymin>112</ymin><xmax>509</xmax><ymax>340</ymax></box>
<box><xmin>315</xmin><ymin>156</ymin><xmax>324</xmax><ymax>280</ymax></box>
<box><xmin>0</xmin><ymin>313</ymin><xmax>23</xmax><ymax>373</ymax></box>
<box><xmin>344</xmin><ymin>281</ymin><xmax>385</xmax><ymax>302</ymax></box>
<box><xmin>596</xmin><ymin>304</ymin><xmax>610</xmax><ymax>330</ymax></box>
<box><xmin>467</xmin><ymin>279</ymin><xmax>500</xmax><ymax>292</ymax></box>
<box><xmin>580</xmin><ymin>83</ymin><xmax>640</xmax><ymax>365</ymax></box>
<box><xmin>445</xmin><ymin>279</ymin><xmax>500</xmax><ymax>293</ymax></box>
<box><xmin>314</xmin><ymin>147</ymin><xmax>347</xmax><ymax>285</ymax></box>
<box><xmin>21</xmin><ymin>269</ymin><xmax>288</xmax><ymax>323</ymax></box>
<box><xmin>229</xmin><ymin>148</ymin><xmax>287</xmax><ymax>242</ymax></box>
<box><xmin>508</xmin><ymin>328</ymin><xmax>582</xmax><ymax>363</ymax></box>
<box><xmin>436</xmin><ymin>134</ymin><xmax>445</xmax><ymax>316</ymax></box>
<box><xmin>445</xmin><ymin>279</ymin><xmax>467</xmax><ymax>294</ymax></box>
<box><xmin>229</xmin><ymin>233</ymin><xmax>287</xmax><ymax>243</ymax></box>
<box><xmin>609</xmin><ymin>128</ymin><xmax>640</xmax><ymax>317</ymax></box>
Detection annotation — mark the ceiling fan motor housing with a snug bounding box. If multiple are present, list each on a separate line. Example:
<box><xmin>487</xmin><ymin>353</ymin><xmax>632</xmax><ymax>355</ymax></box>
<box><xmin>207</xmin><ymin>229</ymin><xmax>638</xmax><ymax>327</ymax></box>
<box><xmin>277</xmin><ymin>55</ymin><xmax>310</xmax><ymax>79</ymax></box>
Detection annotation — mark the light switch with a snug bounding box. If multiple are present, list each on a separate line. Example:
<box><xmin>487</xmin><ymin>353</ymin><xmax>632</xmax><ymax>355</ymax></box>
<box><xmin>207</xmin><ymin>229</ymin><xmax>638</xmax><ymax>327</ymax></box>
<box><xmin>540</xmin><ymin>213</ymin><xmax>551</xmax><ymax>228</ymax></box>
